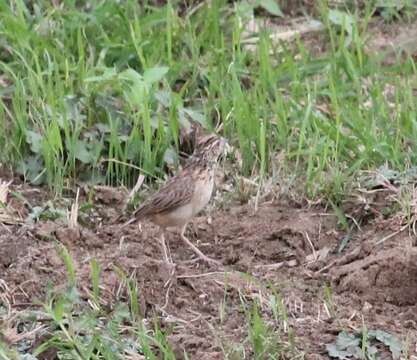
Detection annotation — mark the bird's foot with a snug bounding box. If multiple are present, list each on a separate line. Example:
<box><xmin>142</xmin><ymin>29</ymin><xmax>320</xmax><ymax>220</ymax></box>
<box><xmin>159</xmin><ymin>233</ymin><xmax>174</xmax><ymax>264</ymax></box>
<box><xmin>180</xmin><ymin>228</ymin><xmax>221</xmax><ymax>267</ymax></box>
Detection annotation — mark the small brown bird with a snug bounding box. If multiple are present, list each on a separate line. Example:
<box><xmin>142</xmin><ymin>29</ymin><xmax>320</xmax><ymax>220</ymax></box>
<box><xmin>131</xmin><ymin>132</ymin><xmax>228</xmax><ymax>265</ymax></box>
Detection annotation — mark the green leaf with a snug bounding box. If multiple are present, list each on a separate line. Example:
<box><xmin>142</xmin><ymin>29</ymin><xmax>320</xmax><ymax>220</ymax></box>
<box><xmin>366</xmin><ymin>343</ymin><xmax>379</xmax><ymax>357</ymax></box>
<box><xmin>27</xmin><ymin>206</ymin><xmax>45</xmax><ymax>223</ymax></box>
<box><xmin>179</xmin><ymin>107</ymin><xmax>208</xmax><ymax>128</ymax></box>
<box><xmin>336</xmin><ymin>331</ymin><xmax>360</xmax><ymax>349</ymax></box>
<box><xmin>369</xmin><ymin>330</ymin><xmax>403</xmax><ymax>359</ymax></box>
<box><xmin>327</xmin><ymin>330</ymin><xmax>403</xmax><ymax>359</ymax></box>
<box><xmin>74</xmin><ymin>140</ymin><xmax>93</xmax><ymax>164</ymax></box>
<box><xmin>21</xmin><ymin>355</ymin><xmax>38</xmax><ymax>360</ymax></box>
<box><xmin>17</xmin><ymin>155</ymin><xmax>46</xmax><ymax>185</ymax></box>
<box><xmin>327</xmin><ymin>9</ymin><xmax>353</xmax><ymax>35</ymax></box>
<box><xmin>256</xmin><ymin>0</ymin><xmax>283</xmax><ymax>17</ymax></box>
<box><xmin>27</xmin><ymin>202</ymin><xmax>66</xmax><ymax>222</ymax></box>
<box><xmin>119</xmin><ymin>68</ymin><xmax>143</xmax><ymax>84</ymax></box>
<box><xmin>143</xmin><ymin>66</ymin><xmax>169</xmax><ymax>84</ymax></box>
<box><xmin>84</xmin><ymin>67</ymin><xmax>117</xmax><ymax>82</ymax></box>
<box><xmin>326</xmin><ymin>343</ymin><xmax>352</xmax><ymax>359</ymax></box>
<box><xmin>235</xmin><ymin>0</ymin><xmax>254</xmax><ymax>19</ymax></box>
<box><xmin>120</xmin><ymin>69</ymin><xmax>147</xmax><ymax>106</ymax></box>
<box><xmin>52</xmin><ymin>297</ymin><xmax>65</xmax><ymax>323</ymax></box>
<box><xmin>363</xmin><ymin>165</ymin><xmax>400</xmax><ymax>189</ymax></box>
<box><xmin>26</xmin><ymin>130</ymin><xmax>43</xmax><ymax>154</ymax></box>
<box><xmin>155</xmin><ymin>90</ymin><xmax>171</xmax><ymax>107</ymax></box>
<box><xmin>57</xmin><ymin>243</ymin><xmax>77</xmax><ymax>288</ymax></box>
<box><xmin>163</xmin><ymin>146</ymin><xmax>178</xmax><ymax>166</ymax></box>
<box><xmin>326</xmin><ymin>331</ymin><xmax>361</xmax><ymax>359</ymax></box>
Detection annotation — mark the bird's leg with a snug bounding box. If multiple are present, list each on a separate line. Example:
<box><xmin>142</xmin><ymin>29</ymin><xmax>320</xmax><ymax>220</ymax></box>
<box><xmin>180</xmin><ymin>224</ymin><xmax>220</xmax><ymax>265</ymax></box>
<box><xmin>159</xmin><ymin>232</ymin><xmax>173</xmax><ymax>264</ymax></box>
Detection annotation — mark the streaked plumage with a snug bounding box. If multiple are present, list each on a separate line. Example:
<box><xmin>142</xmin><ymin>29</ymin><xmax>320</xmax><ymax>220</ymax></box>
<box><xmin>132</xmin><ymin>133</ymin><xmax>227</xmax><ymax>264</ymax></box>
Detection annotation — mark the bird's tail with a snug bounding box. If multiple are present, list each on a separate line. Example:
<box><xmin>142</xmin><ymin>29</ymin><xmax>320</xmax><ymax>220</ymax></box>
<box><xmin>122</xmin><ymin>217</ymin><xmax>138</xmax><ymax>228</ymax></box>
<box><xmin>122</xmin><ymin>203</ymin><xmax>150</xmax><ymax>227</ymax></box>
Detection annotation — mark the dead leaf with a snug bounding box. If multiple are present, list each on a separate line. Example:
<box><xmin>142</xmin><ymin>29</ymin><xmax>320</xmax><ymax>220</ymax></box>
<box><xmin>68</xmin><ymin>188</ymin><xmax>79</xmax><ymax>229</ymax></box>
<box><xmin>0</xmin><ymin>179</ymin><xmax>12</xmax><ymax>204</ymax></box>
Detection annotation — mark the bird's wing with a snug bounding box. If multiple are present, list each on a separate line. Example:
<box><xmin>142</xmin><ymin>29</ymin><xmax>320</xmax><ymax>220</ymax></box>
<box><xmin>132</xmin><ymin>172</ymin><xmax>195</xmax><ymax>220</ymax></box>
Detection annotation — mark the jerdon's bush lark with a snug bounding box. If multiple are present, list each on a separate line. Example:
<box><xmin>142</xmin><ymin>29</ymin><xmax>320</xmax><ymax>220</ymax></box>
<box><xmin>129</xmin><ymin>131</ymin><xmax>228</xmax><ymax>265</ymax></box>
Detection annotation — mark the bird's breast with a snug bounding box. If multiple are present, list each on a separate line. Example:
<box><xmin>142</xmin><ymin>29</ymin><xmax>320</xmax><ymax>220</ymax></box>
<box><xmin>150</xmin><ymin>169</ymin><xmax>215</xmax><ymax>229</ymax></box>
<box><xmin>152</xmin><ymin>203</ymin><xmax>194</xmax><ymax>228</ymax></box>
<box><xmin>191</xmin><ymin>169</ymin><xmax>214</xmax><ymax>214</ymax></box>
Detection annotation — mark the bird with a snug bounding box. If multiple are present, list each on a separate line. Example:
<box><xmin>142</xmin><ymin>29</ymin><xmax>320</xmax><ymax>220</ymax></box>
<box><xmin>129</xmin><ymin>131</ymin><xmax>228</xmax><ymax>265</ymax></box>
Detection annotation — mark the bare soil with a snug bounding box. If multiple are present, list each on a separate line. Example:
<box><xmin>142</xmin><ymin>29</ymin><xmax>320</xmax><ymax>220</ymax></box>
<box><xmin>0</xmin><ymin>179</ymin><xmax>416</xmax><ymax>359</ymax></box>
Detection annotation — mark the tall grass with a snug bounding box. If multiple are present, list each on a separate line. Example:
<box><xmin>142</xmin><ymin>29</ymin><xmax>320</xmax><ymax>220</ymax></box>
<box><xmin>1</xmin><ymin>0</ymin><xmax>417</xmax><ymax>201</ymax></box>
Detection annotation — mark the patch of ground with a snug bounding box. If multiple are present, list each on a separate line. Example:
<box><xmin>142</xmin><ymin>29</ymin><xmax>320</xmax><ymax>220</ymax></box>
<box><xmin>1</xmin><ymin>183</ymin><xmax>416</xmax><ymax>358</ymax></box>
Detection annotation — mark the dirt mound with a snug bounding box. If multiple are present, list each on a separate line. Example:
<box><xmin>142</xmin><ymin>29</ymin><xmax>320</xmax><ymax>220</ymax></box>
<box><xmin>333</xmin><ymin>244</ymin><xmax>417</xmax><ymax>306</ymax></box>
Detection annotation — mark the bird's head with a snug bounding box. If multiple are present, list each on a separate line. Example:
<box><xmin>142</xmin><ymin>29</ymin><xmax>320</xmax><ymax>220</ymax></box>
<box><xmin>195</xmin><ymin>133</ymin><xmax>230</xmax><ymax>165</ymax></box>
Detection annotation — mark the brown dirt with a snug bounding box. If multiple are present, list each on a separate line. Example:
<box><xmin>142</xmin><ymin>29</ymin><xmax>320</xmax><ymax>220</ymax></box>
<box><xmin>0</xmin><ymin>181</ymin><xmax>416</xmax><ymax>359</ymax></box>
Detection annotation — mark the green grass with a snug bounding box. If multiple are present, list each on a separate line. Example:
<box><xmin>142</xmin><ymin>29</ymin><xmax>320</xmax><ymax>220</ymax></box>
<box><xmin>1</xmin><ymin>1</ymin><xmax>417</xmax><ymax>201</ymax></box>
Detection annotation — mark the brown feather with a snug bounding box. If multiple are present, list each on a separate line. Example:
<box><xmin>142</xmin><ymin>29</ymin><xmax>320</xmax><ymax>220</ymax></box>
<box><xmin>132</xmin><ymin>168</ymin><xmax>196</xmax><ymax>219</ymax></box>
<box><xmin>131</xmin><ymin>133</ymin><xmax>225</xmax><ymax>222</ymax></box>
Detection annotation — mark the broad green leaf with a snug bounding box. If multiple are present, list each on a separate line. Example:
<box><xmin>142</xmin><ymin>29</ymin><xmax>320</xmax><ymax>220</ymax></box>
<box><xmin>326</xmin><ymin>331</ymin><xmax>361</xmax><ymax>359</ymax></box>
<box><xmin>326</xmin><ymin>343</ymin><xmax>352</xmax><ymax>359</ymax></box>
<box><xmin>26</xmin><ymin>130</ymin><xmax>43</xmax><ymax>154</ymax></box>
<box><xmin>127</xmin><ymin>81</ymin><xmax>147</xmax><ymax>105</ymax></box>
<box><xmin>27</xmin><ymin>206</ymin><xmax>44</xmax><ymax>223</ymax></box>
<box><xmin>74</xmin><ymin>140</ymin><xmax>93</xmax><ymax>164</ymax></box>
<box><xmin>163</xmin><ymin>146</ymin><xmax>177</xmax><ymax>166</ymax></box>
<box><xmin>327</xmin><ymin>9</ymin><xmax>353</xmax><ymax>35</ymax></box>
<box><xmin>143</xmin><ymin>66</ymin><xmax>169</xmax><ymax>84</ymax></box>
<box><xmin>235</xmin><ymin>0</ymin><xmax>254</xmax><ymax>19</ymax></box>
<box><xmin>335</xmin><ymin>331</ymin><xmax>360</xmax><ymax>349</ymax></box>
<box><xmin>120</xmin><ymin>69</ymin><xmax>147</xmax><ymax>106</ymax></box>
<box><xmin>17</xmin><ymin>156</ymin><xmax>45</xmax><ymax>185</ymax></box>
<box><xmin>119</xmin><ymin>68</ymin><xmax>143</xmax><ymax>84</ymax></box>
<box><xmin>179</xmin><ymin>107</ymin><xmax>207</xmax><ymax>127</ymax></box>
<box><xmin>155</xmin><ymin>90</ymin><xmax>171</xmax><ymax>107</ymax></box>
<box><xmin>366</xmin><ymin>343</ymin><xmax>379</xmax><ymax>357</ymax></box>
<box><xmin>21</xmin><ymin>354</ymin><xmax>38</xmax><ymax>360</ymax></box>
<box><xmin>84</xmin><ymin>67</ymin><xmax>117</xmax><ymax>82</ymax></box>
<box><xmin>257</xmin><ymin>0</ymin><xmax>283</xmax><ymax>17</ymax></box>
<box><xmin>363</xmin><ymin>165</ymin><xmax>400</xmax><ymax>189</ymax></box>
<box><xmin>369</xmin><ymin>330</ymin><xmax>403</xmax><ymax>359</ymax></box>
